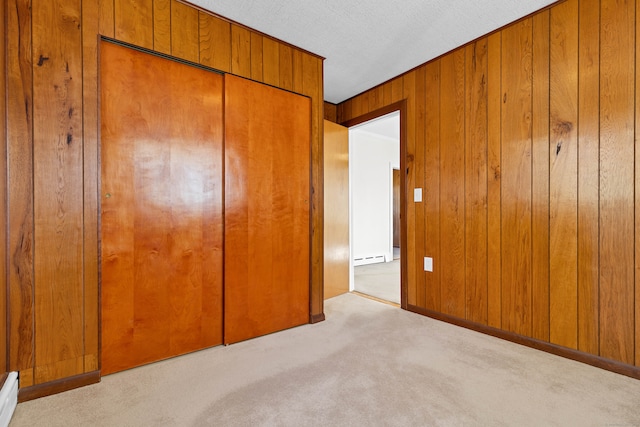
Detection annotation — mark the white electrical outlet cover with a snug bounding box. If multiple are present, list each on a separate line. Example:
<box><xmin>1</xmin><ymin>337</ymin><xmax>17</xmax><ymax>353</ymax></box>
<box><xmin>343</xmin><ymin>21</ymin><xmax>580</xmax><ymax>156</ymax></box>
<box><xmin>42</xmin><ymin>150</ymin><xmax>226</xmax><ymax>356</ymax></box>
<box><xmin>414</xmin><ymin>188</ymin><xmax>423</xmax><ymax>202</ymax></box>
<box><xmin>424</xmin><ymin>257</ymin><xmax>433</xmax><ymax>272</ymax></box>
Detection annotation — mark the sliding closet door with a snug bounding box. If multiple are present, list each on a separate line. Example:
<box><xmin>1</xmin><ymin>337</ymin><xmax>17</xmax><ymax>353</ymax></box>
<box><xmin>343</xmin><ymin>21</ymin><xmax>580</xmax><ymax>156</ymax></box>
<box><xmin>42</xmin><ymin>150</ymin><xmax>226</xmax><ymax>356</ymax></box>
<box><xmin>224</xmin><ymin>75</ymin><xmax>311</xmax><ymax>344</ymax></box>
<box><xmin>100</xmin><ymin>41</ymin><xmax>224</xmax><ymax>374</ymax></box>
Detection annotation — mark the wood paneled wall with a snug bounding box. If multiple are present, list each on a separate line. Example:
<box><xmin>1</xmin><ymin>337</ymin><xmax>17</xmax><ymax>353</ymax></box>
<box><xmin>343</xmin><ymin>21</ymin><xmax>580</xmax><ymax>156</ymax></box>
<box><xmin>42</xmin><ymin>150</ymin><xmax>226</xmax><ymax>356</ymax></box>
<box><xmin>1</xmin><ymin>0</ymin><xmax>8</xmax><ymax>377</ymax></box>
<box><xmin>338</xmin><ymin>0</ymin><xmax>640</xmax><ymax>370</ymax></box>
<box><xmin>5</xmin><ymin>0</ymin><xmax>323</xmax><ymax>395</ymax></box>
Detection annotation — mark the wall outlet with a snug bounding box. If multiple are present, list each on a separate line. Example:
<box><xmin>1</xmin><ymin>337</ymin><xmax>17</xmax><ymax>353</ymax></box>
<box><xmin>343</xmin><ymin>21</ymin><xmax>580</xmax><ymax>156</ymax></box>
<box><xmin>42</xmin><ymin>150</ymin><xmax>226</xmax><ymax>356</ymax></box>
<box><xmin>424</xmin><ymin>257</ymin><xmax>433</xmax><ymax>272</ymax></box>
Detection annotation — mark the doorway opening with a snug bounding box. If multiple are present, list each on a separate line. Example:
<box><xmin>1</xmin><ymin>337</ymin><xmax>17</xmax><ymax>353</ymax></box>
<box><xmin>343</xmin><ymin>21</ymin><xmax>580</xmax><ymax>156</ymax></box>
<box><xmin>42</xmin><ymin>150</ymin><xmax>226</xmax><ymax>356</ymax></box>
<box><xmin>348</xmin><ymin>110</ymin><xmax>401</xmax><ymax>306</ymax></box>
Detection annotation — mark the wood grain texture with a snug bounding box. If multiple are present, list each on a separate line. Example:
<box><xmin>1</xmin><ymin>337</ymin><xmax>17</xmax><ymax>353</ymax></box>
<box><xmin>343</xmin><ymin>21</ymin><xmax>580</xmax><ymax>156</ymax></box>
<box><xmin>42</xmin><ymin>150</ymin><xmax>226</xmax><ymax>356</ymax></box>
<box><xmin>171</xmin><ymin>0</ymin><xmax>199</xmax><ymax>62</ymax></box>
<box><xmin>424</xmin><ymin>61</ymin><xmax>441</xmax><ymax>312</ymax></box>
<box><xmin>153</xmin><ymin>0</ymin><xmax>171</xmax><ymax>54</ymax></box>
<box><xmin>486</xmin><ymin>32</ymin><xmax>502</xmax><ymax>329</ymax></box>
<box><xmin>414</xmin><ymin>66</ymin><xmax>427</xmax><ymax>308</ymax></box>
<box><xmin>531</xmin><ymin>9</ymin><xmax>550</xmax><ymax>344</ymax></box>
<box><xmin>224</xmin><ymin>74</ymin><xmax>310</xmax><ymax>344</ymax></box>
<box><xmin>32</xmin><ymin>0</ymin><xmax>84</xmax><ymax>384</ymax></box>
<box><xmin>263</xmin><ymin>37</ymin><xmax>279</xmax><ymax>86</ymax></box>
<box><xmin>404</xmin><ymin>70</ymin><xmax>416</xmax><ymax>307</ymax></box>
<box><xmin>7</xmin><ymin>0</ymin><xmax>35</xmax><ymax>385</ymax></box>
<box><xmin>324</xmin><ymin>102</ymin><xmax>338</xmax><ymax>122</ymax></box>
<box><xmin>279</xmin><ymin>45</ymin><xmax>293</xmax><ymax>91</ymax></box>
<box><xmin>100</xmin><ymin>42</ymin><xmax>224</xmax><ymax>374</ymax></box>
<box><xmin>4</xmin><ymin>0</ymin><xmax>326</xmax><ymax>394</ymax></box>
<box><xmin>439</xmin><ymin>50</ymin><xmax>466</xmax><ymax>318</ymax></box>
<box><xmin>199</xmin><ymin>12</ymin><xmax>231</xmax><ymax>72</ymax></box>
<box><xmin>578</xmin><ymin>0</ymin><xmax>600</xmax><ymax>357</ymax></box>
<box><xmin>301</xmin><ymin>54</ymin><xmax>325</xmax><ymax>321</ymax></box>
<box><xmin>0</xmin><ymin>0</ymin><xmax>7</xmax><ymax>377</ymax></box>
<box><xmin>599</xmin><ymin>0</ymin><xmax>635</xmax><ymax>365</ymax></box>
<box><xmin>549</xmin><ymin>0</ymin><xmax>578</xmax><ymax>350</ymax></box>
<box><xmin>334</xmin><ymin>0</ymin><xmax>640</xmax><ymax>371</ymax></box>
<box><xmin>323</xmin><ymin>120</ymin><xmax>350</xmax><ymax>300</ymax></box>
<box><xmin>369</xmin><ymin>85</ymin><xmax>384</xmax><ymax>112</ymax></box>
<box><xmin>464</xmin><ymin>39</ymin><xmax>488</xmax><ymax>325</ymax></box>
<box><xmin>637</xmin><ymin>0</ymin><xmax>640</xmax><ymax>368</ymax></box>
<box><xmin>98</xmin><ymin>0</ymin><xmax>115</xmax><ymax>37</ymax></box>
<box><xmin>231</xmin><ymin>24</ymin><xmax>251</xmax><ymax>78</ymax></box>
<box><xmin>500</xmin><ymin>19</ymin><xmax>533</xmax><ymax>337</ymax></box>
<box><xmin>114</xmin><ymin>0</ymin><xmax>153</xmax><ymax>49</ymax></box>
<box><xmin>82</xmin><ymin>0</ymin><xmax>100</xmax><ymax>374</ymax></box>
<box><xmin>292</xmin><ymin>49</ymin><xmax>304</xmax><ymax>93</ymax></box>
<box><xmin>250</xmin><ymin>32</ymin><xmax>263</xmax><ymax>82</ymax></box>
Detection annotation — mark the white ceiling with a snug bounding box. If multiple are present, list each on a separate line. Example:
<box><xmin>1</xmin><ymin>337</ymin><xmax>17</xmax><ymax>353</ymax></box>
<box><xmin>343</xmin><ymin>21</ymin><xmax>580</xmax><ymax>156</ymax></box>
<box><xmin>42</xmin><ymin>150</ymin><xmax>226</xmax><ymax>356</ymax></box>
<box><xmin>192</xmin><ymin>0</ymin><xmax>557</xmax><ymax>104</ymax></box>
<box><xmin>351</xmin><ymin>111</ymin><xmax>400</xmax><ymax>141</ymax></box>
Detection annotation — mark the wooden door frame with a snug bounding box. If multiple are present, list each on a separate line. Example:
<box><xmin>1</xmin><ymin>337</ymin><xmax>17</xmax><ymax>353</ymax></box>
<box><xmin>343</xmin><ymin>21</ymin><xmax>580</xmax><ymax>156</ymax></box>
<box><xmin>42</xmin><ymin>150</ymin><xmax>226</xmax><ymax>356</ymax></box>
<box><xmin>341</xmin><ymin>100</ymin><xmax>408</xmax><ymax>309</ymax></box>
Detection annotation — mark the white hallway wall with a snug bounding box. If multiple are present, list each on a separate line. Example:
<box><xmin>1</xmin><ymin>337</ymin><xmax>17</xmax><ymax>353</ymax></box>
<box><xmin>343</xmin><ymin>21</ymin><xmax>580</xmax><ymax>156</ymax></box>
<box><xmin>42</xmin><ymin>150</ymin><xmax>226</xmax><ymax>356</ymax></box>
<box><xmin>350</xmin><ymin>127</ymin><xmax>399</xmax><ymax>265</ymax></box>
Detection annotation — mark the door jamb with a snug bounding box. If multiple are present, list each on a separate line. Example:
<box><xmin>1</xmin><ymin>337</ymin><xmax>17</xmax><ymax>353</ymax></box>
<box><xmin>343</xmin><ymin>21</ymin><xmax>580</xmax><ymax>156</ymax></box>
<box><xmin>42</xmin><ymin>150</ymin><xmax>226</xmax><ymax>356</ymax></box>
<box><xmin>341</xmin><ymin>100</ymin><xmax>408</xmax><ymax>309</ymax></box>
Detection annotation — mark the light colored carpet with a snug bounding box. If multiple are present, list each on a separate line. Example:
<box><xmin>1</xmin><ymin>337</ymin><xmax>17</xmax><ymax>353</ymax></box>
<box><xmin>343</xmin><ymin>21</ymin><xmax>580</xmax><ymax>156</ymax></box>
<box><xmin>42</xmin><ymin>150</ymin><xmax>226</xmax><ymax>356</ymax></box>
<box><xmin>10</xmin><ymin>293</ymin><xmax>640</xmax><ymax>426</ymax></box>
<box><xmin>354</xmin><ymin>260</ymin><xmax>400</xmax><ymax>304</ymax></box>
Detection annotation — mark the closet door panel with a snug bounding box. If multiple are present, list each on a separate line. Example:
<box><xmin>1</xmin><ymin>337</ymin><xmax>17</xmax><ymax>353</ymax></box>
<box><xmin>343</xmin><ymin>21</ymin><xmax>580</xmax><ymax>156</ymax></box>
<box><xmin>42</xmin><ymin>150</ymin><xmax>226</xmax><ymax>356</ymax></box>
<box><xmin>224</xmin><ymin>74</ymin><xmax>311</xmax><ymax>344</ymax></box>
<box><xmin>100</xmin><ymin>41</ymin><xmax>224</xmax><ymax>374</ymax></box>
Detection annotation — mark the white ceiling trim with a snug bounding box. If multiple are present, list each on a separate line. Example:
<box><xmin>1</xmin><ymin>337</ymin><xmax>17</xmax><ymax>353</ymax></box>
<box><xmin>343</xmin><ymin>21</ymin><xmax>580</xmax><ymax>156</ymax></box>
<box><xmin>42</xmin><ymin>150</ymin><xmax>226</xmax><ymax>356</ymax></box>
<box><xmin>191</xmin><ymin>0</ymin><xmax>558</xmax><ymax>103</ymax></box>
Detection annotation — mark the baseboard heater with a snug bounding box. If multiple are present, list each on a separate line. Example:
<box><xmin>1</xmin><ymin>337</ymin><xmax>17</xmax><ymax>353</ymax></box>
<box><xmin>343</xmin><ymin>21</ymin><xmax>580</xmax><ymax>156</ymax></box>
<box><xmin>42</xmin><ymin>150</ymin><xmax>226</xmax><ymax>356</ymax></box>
<box><xmin>354</xmin><ymin>254</ymin><xmax>386</xmax><ymax>266</ymax></box>
<box><xmin>0</xmin><ymin>372</ymin><xmax>18</xmax><ymax>427</ymax></box>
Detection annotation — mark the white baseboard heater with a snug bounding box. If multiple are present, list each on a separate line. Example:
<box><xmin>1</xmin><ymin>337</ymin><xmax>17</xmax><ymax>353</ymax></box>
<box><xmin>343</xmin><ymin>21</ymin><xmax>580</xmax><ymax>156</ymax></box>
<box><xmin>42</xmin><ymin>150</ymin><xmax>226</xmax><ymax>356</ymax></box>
<box><xmin>354</xmin><ymin>254</ymin><xmax>386</xmax><ymax>266</ymax></box>
<box><xmin>0</xmin><ymin>372</ymin><xmax>18</xmax><ymax>427</ymax></box>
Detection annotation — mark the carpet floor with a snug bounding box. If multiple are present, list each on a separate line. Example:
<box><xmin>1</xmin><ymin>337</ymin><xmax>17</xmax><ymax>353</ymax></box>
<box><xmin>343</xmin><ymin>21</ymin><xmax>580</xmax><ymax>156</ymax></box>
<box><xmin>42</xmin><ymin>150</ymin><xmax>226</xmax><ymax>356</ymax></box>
<box><xmin>354</xmin><ymin>260</ymin><xmax>400</xmax><ymax>304</ymax></box>
<box><xmin>10</xmin><ymin>293</ymin><xmax>640</xmax><ymax>426</ymax></box>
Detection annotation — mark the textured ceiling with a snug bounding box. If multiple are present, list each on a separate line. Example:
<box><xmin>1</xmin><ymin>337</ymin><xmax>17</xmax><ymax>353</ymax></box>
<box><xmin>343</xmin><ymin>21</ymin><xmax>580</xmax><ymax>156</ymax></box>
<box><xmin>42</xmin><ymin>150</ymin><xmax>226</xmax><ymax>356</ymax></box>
<box><xmin>191</xmin><ymin>0</ymin><xmax>557</xmax><ymax>104</ymax></box>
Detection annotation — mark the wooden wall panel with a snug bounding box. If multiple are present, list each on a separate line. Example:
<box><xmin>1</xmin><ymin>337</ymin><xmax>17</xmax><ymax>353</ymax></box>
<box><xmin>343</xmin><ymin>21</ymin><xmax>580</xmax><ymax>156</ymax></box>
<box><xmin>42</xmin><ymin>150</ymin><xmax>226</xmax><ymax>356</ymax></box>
<box><xmin>414</xmin><ymin>66</ymin><xmax>427</xmax><ymax>308</ymax></box>
<box><xmin>324</xmin><ymin>102</ymin><xmax>338</xmax><ymax>122</ymax></box>
<box><xmin>464</xmin><ymin>39</ymin><xmax>488</xmax><ymax>324</ymax></box>
<box><xmin>115</xmin><ymin>0</ymin><xmax>153</xmax><ymax>49</ymax></box>
<box><xmin>279</xmin><ymin>45</ymin><xmax>293</xmax><ymax>91</ymax></box>
<box><xmin>578</xmin><ymin>0</ymin><xmax>600</xmax><ymax>357</ymax></box>
<box><xmin>82</xmin><ymin>0</ymin><xmax>100</xmax><ymax>374</ymax></box>
<box><xmin>500</xmin><ymin>19</ymin><xmax>533</xmax><ymax>337</ymax></box>
<box><xmin>231</xmin><ymin>24</ymin><xmax>251</xmax><ymax>78</ymax></box>
<box><xmin>171</xmin><ymin>0</ymin><xmax>199</xmax><ymax>62</ymax></box>
<box><xmin>404</xmin><ymin>71</ymin><xmax>416</xmax><ymax>307</ymax></box>
<box><xmin>98</xmin><ymin>0</ymin><xmax>115</xmax><ymax>37</ymax></box>
<box><xmin>32</xmin><ymin>0</ymin><xmax>85</xmax><ymax>384</ymax></box>
<box><xmin>424</xmin><ymin>61</ymin><xmax>441</xmax><ymax>312</ymax></box>
<box><xmin>336</xmin><ymin>0</ymin><xmax>640</xmax><ymax>374</ymax></box>
<box><xmin>153</xmin><ymin>0</ymin><xmax>171</xmax><ymax>54</ymax></box>
<box><xmin>6</xmin><ymin>0</ymin><xmax>324</xmax><ymax>394</ymax></box>
<box><xmin>439</xmin><ymin>50</ymin><xmax>465</xmax><ymax>318</ymax></box>
<box><xmin>637</xmin><ymin>0</ymin><xmax>640</xmax><ymax>368</ymax></box>
<box><xmin>549</xmin><ymin>0</ymin><xmax>578</xmax><ymax>349</ymax></box>
<box><xmin>1</xmin><ymin>0</ymin><xmax>7</xmax><ymax>376</ymax></box>
<box><xmin>199</xmin><ymin>12</ymin><xmax>231</xmax><ymax>72</ymax></box>
<box><xmin>7</xmin><ymin>0</ymin><xmax>35</xmax><ymax>387</ymax></box>
<box><xmin>263</xmin><ymin>37</ymin><xmax>279</xmax><ymax>86</ymax></box>
<box><xmin>250</xmin><ymin>33</ymin><xmax>263</xmax><ymax>82</ymax></box>
<box><xmin>599</xmin><ymin>0</ymin><xmax>635</xmax><ymax>365</ymax></box>
<box><xmin>531</xmin><ymin>9</ymin><xmax>550</xmax><ymax>343</ymax></box>
<box><xmin>486</xmin><ymin>32</ymin><xmax>502</xmax><ymax>329</ymax></box>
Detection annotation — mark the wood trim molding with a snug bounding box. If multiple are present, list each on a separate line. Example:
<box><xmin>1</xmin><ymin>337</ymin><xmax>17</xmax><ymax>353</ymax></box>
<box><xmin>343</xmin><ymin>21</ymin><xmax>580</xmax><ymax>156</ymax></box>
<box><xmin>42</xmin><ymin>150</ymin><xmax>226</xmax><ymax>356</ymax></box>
<box><xmin>339</xmin><ymin>101</ymin><xmax>409</xmax><ymax>310</ymax></box>
<box><xmin>407</xmin><ymin>305</ymin><xmax>640</xmax><ymax>381</ymax></box>
<box><xmin>18</xmin><ymin>371</ymin><xmax>100</xmax><ymax>402</ymax></box>
<box><xmin>0</xmin><ymin>373</ymin><xmax>7</xmax><ymax>392</ymax></box>
<box><xmin>310</xmin><ymin>313</ymin><xmax>326</xmax><ymax>324</ymax></box>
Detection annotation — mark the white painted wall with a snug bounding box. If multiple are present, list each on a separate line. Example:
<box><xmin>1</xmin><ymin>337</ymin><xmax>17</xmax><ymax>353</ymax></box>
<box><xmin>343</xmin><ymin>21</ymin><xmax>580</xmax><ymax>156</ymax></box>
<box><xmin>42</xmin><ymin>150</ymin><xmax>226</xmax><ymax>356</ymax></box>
<box><xmin>349</xmin><ymin>127</ymin><xmax>399</xmax><ymax>266</ymax></box>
